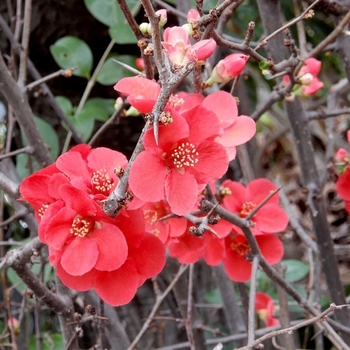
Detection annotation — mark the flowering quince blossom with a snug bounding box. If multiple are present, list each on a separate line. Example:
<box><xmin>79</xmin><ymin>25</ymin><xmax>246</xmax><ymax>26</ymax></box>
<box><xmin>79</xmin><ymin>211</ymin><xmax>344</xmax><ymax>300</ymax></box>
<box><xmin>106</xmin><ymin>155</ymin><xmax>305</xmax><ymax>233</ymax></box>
<box><xmin>335</xmin><ymin>130</ymin><xmax>350</xmax><ymax>213</ymax></box>
<box><xmin>283</xmin><ymin>58</ymin><xmax>324</xmax><ymax>97</ymax></box>
<box><xmin>255</xmin><ymin>292</ymin><xmax>279</xmax><ymax>327</ymax></box>
<box><xmin>19</xmin><ymin>145</ymin><xmax>166</xmax><ymax>306</ymax></box>
<box><xmin>162</xmin><ymin>26</ymin><xmax>216</xmax><ymax>67</ymax></box>
<box><xmin>167</xmin><ymin>222</ymin><xmax>226</xmax><ymax>266</ymax></box>
<box><xmin>223</xmin><ymin>232</ymin><xmax>284</xmax><ymax>282</ymax></box>
<box><xmin>220</xmin><ymin>178</ymin><xmax>289</xmax><ymax>235</ymax></box>
<box><xmin>142</xmin><ymin>200</ymin><xmax>187</xmax><ymax>243</ymax></box>
<box><xmin>129</xmin><ymin>106</ymin><xmax>229</xmax><ymax>215</ymax></box>
<box><xmin>204</xmin><ymin>54</ymin><xmax>249</xmax><ymax>87</ymax></box>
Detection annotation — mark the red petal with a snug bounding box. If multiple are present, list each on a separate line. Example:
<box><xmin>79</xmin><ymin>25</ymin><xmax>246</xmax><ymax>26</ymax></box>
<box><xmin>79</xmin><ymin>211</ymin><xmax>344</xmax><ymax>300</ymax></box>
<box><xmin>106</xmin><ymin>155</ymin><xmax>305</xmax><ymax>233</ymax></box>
<box><xmin>202</xmin><ymin>91</ymin><xmax>238</xmax><ymax>129</ymax></box>
<box><xmin>87</xmin><ymin>148</ymin><xmax>128</xmax><ymax>175</ymax></box>
<box><xmin>248</xmin><ymin>178</ymin><xmax>279</xmax><ymax>205</ymax></box>
<box><xmin>165</xmin><ymin>171</ymin><xmax>198</xmax><ymax>215</ymax></box>
<box><xmin>60</xmin><ymin>237</ymin><xmax>99</xmax><ymax>276</ymax></box>
<box><xmin>91</xmin><ymin>224</ymin><xmax>128</xmax><ymax>271</ymax></box>
<box><xmin>129</xmin><ymin>150</ymin><xmax>166</xmax><ymax>202</ymax></box>
<box><xmin>257</xmin><ymin>234</ymin><xmax>284</xmax><ymax>264</ymax></box>
<box><xmin>182</xmin><ymin>105</ymin><xmax>220</xmax><ymax>143</ymax></box>
<box><xmin>223</xmin><ymin>249</ymin><xmax>252</xmax><ymax>282</ymax></box>
<box><xmin>129</xmin><ymin>234</ymin><xmax>166</xmax><ymax>278</ymax></box>
<box><xmin>219</xmin><ymin>116</ymin><xmax>256</xmax><ymax>146</ymax></box>
<box><xmin>114</xmin><ymin>77</ymin><xmax>160</xmax><ymax>113</ymax></box>
<box><xmin>56</xmin><ymin>151</ymin><xmax>90</xmax><ymax>182</ymax></box>
<box><xmin>255</xmin><ymin>204</ymin><xmax>289</xmax><ymax>233</ymax></box>
<box><xmin>191</xmin><ymin>141</ymin><xmax>228</xmax><ymax>184</ymax></box>
<box><xmin>56</xmin><ymin>263</ymin><xmax>96</xmax><ymax>291</ymax></box>
<box><xmin>143</xmin><ymin>110</ymin><xmax>189</xmax><ymax>150</ymax></box>
<box><xmin>203</xmin><ymin>233</ymin><xmax>225</xmax><ymax>266</ymax></box>
<box><xmin>221</xmin><ymin>180</ymin><xmax>248</xmax><ymax>212</ymax></box>
<box><xmin>176</xmin><ymin>92</ymin><xmax>204</xmax><ymax>112</ymax></box>
<box><xmin>44</xmin><ymin>206</ymin><xmax>76</xmax><ymax>249</ymax></box>
<box><xmin>59</xmin><ymin>184</ymin><xmax>98</xmax><ymax>216</ymax></box>
<box><xmin>94</xmin><ymin>260</ymin><xmax>140</xmax><ymax>306</ymax></box>
<box><xmin>337</xmin><ymin>168</ymin><xmax>350</xmax><ymax>201</ymax></box>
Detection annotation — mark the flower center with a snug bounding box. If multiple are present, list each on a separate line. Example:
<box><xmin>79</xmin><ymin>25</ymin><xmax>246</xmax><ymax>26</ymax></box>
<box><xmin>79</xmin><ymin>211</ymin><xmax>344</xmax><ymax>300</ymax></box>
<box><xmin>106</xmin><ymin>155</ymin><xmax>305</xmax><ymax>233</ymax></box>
<box><xmin>144</xmin><ymin>209</ymin><xmax>159</xmax><ymax>225</ymax></box>
<box><xmin>230</xmin><ymin>237</ymin><xmax>250</xmax><ymax>256</ymax></box>
<box><xmin>70</xmin><ymin>217</ymin><xmax>94</xmax><ymax>238</ymax></box>
<box><xmin>220</xmin><ymin>186</ymin><xmax>232</xmax><ymax>197</ymax></box>
<box><xmin>239</xmin><ymin>201</ymin><xmax>256</xmax><ymax>218</ymax></box>
<box><xmin>38</xmin><ymin>203</ymin><xmax>49</xmax><ymax>218</ymax></box>
<box><xmin>91</xmin><ymin>169</ymin><xmax>114</xmax><ymax>195</ymax></box>
<box><xmin>171</xmin><ymin>142</ymin><xmax>199</xmax><ymax>169</ymax></box>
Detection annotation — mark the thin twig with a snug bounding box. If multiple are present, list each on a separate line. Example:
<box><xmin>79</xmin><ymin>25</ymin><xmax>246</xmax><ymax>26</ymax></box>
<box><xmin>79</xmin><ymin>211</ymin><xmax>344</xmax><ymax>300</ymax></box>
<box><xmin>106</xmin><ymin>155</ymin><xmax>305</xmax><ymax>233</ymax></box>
<box><xmin>247</xmin><ymin>256</ymin><xmax>259</xmax><ymax>346</ymax></box>
<box><xmin>127</xmin><ymin>264</ymin><xmax>189</xmax><ymax>350</ymax></box>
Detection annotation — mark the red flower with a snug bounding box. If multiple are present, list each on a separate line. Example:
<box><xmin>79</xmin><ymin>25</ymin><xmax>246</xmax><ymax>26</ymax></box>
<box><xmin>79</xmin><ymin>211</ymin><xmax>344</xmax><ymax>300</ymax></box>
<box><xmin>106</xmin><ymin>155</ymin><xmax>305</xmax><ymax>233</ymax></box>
<box><xmin>42</xmin><ymin>184</ymin><xmax>128</xmax><ymax>276</ymax></box>
<box><xmin>221</xmin><ymin>179</ymin><xmax>289</xmax><ymax>235</ymax></box>
<box><xmin>167</xmin><ymin>224</ymin><xmax>226</xmax><ymax>266</ymax></box>
<box><xmin>51</xmin><ymin>203</ymin><xmax>166</xmax><ymax>306</ymax></box>
<box><xmin>129</xmin><ymin>106</ymin><xmax>229</xmax><ymax>215</ymax></box>
<box><xmin>336</xmin><ymin>167</ymin><xmax>350</xmax><ymax>213</ymax></box>
<box><xmin>55</xmin><ymin>145</ymin><xmax>128</xmax><ymax>201</ymax></box>
<box><xmin>223</xmin><ymin>233</ymin><xmax>284</xmax><ymax>282</ymax></box>
<box><xmin>114</xmin><ymin>77</ymin><xmax>160</xmax><ymax>113</ymax></box>
<box><xmin>255</xmin><ymin>292</ymin><xmax>279</xmax><ymax>327</ymax></box>
<box><xmin>142</xmin><ymin>200</ymin><xmax>187</xmax><ymax>243</ymax></box>
<box><xmin>202</xmin><ymin>91</ymin><xmax>256</xmax><ymax>160</ymax></box>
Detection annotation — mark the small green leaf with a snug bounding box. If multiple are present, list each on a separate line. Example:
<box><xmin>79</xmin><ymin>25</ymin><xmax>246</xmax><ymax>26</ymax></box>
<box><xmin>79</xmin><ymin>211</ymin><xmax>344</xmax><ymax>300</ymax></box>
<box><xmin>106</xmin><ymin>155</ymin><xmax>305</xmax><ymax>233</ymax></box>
<box><xmin>84</xmin><ymin>98</ymin><xmax>116</xmax><ymax>121</ymax></box>
<box><xmin>69</xmin><ymin>111</ymin><xmax>95</xmax><ymax>142</ymax></box>
<box><xmin>55</xmin><ymin>96</ymin><xmax>73</xmax><ymax>116</ymax></box>
<box><xmin>259</xmin><ymin>61</ymin><xmax>271</xmax><ymax>70</ymax></box>
<box><xmin>204</xmin><ymin>288</ymin><xmax>223</xmax><ymax>306</ymax></box>
<box><xmin>109</xmin><ymin>23</ymin><xmax>137</xmax><ymax>44</ymax></box>
<box><xmin>281</xmin><ymin>259</ymin><xmax>310</xmax><ymax>282</ymax></box>
<box><xmin>84</xmin><ymin>0</ymin><xmax>120</xmax><ymax>27</ymax></box>
<box><xmin>35</xmin><ymin>117</ymin><xmax>60</xmax><ymax>159</ymax></box>
<box><xmin>50</xmin><ymin>36</ymin><xmax>93</xmax><ymax>78</ymax></box>
<box><xmin>97</xmin><ymin>55</ymin><xmax>137</xmax><ymax>85</ymax></box>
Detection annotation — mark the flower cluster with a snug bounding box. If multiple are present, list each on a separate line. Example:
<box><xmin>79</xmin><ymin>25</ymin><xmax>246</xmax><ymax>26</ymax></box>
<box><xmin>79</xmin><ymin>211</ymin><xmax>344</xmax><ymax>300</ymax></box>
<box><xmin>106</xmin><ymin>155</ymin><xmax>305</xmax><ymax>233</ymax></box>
<box><xmin>114</xmin><ymin>77</ymin><xmax>256</xmax><ymax>215</ymax></box>
<box><xmin>20</xmin><ymin>145</ymin><xmax>166</xmax><ymax>306</ymax></box>
<box><xmin>166</xmin><ymin>179</ymin><xmax>287</xmax><ymax>282</ymax></box>
<box><xmin>335</xmin><ymin>130</ymin><xmax>350</xmax><ymax>213</ymax></box>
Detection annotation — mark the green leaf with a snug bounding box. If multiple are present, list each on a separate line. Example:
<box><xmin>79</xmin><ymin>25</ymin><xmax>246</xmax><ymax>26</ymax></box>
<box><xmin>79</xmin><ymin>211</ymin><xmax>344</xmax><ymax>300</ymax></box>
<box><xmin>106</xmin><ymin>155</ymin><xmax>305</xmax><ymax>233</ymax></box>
<box><xmin>17</xmin><ymin>117</ymin><xmax>60</xmax><ymax>179</ymax></box>
<box><xmin>84</xmin><ymin>98</ymin><xmax>116</xmax><ymax>121</ymax></box>
<box><xmin>35</xmin><ymin>117</ymin><xmax>60</xmax><ymax>159</ymax></box>
<box><xmin>97</xmin><ymin>55</ymin><xmax>137</xmax><ymax>85</ymax></box>
<box><xmin>204</xmin><ymin>288</ymin><xmax>223</xmax><ymax>306</ymax></box>
<box><xmin>281</xmin><ymin>259</ymin><xmax>310</xmax><ymax>282</ymax></box>
<box><xmin>55</xmin><ymin>96</ymin><xmax>73</xmax><ymax>116</ymax></box>
<box><xmin>84</xmin><ymin>0</ymin><xmax>120</xmax><ymax>27</ymax></box>
<box><xmin>29</xmin><ymin>333</ymin><xmax>64</xmax><ymax>350</ymax></box>
<box><xmin>109</xmin><ymin>23</ymin><xmax>137</xmax><ymax>44</ymax></box>
<box><xmin>50</xmin><ymin>36</ymin><xmax>93</xmax><ymax>78</ymax></box>
<box><xmin>68</xmin><ymin>110</ymin><xmax>95</xmax><ymax>142</ymax></box>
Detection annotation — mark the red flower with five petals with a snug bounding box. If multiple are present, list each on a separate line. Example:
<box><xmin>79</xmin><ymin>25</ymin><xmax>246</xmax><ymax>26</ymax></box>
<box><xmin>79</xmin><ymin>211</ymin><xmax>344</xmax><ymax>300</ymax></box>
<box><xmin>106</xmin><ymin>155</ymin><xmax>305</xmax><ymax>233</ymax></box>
<box><xmin>220</xmin><ymin>179</ymin><xmax>289</xmax><ymax>235</ymax></box>
<box><xmin>129</xmin><ymin>106</ymin><xmax>229</xmax><ymax>215</ymax></box>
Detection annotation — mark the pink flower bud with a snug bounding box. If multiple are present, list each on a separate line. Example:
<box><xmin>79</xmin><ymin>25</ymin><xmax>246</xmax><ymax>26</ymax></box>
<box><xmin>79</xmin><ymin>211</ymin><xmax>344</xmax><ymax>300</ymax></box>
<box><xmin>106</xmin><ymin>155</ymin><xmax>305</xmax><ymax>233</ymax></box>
<box><xmin>347</xmin><ymin>130</ymin><xmax>350</xmax><ymax>144</ymax></box>
<box><xmin>299</xmin><ymin>72</ymin><xmax>314</xmax><ymax>86</ymax></box>
<box><xmin>155</xmin><ymin>9</ymin><xmax>167</xmax><ymax>27</ymax></box>
<box><xmin>335</xmin><ymin>148</ymin><xmax>349</xmax><ymax>163</ymax></box>
<box><xmin>7</xmin><ymin>317</ymin><xmax>20</xmax><ymax>335</ymax></box>
<box><xmin>135</xmin><ymin>58</ymin><xmax>144</xmax><ymax>71</ymax></box>
<box><xmin>204</xmin><ymin>54</ymin><xmax>248</xmax><ymax>86</ymax></box>
<box><xmin>192</xmin><ymin>39</ymin><xmax>216</xmax><ymax>61</ymax></box>
<box><xmin>187</xmin><ymin>9</ymin><xmax>200</xmax><ymax>22</ymax></box>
